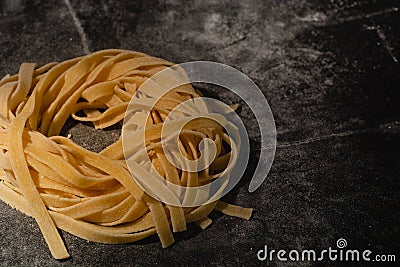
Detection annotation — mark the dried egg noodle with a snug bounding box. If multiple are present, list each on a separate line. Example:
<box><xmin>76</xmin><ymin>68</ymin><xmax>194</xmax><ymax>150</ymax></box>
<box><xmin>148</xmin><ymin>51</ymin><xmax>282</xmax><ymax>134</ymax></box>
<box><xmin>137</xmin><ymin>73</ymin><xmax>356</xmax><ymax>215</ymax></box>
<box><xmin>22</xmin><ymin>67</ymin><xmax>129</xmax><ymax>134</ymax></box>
<box><xmin>0</xmin><ymin>49</ymin><xmax>252</xmax><ymax>259</ymax></box>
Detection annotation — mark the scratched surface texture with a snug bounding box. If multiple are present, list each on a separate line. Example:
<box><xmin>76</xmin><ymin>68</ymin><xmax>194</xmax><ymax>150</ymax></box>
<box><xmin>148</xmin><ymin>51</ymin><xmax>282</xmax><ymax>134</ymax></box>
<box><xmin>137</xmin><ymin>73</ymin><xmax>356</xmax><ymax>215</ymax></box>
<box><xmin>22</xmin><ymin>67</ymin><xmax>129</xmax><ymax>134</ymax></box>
<box><xmin>0</xmin><ymin>0</ymin><xmax>399</xmax><ymax>266</ymax></box>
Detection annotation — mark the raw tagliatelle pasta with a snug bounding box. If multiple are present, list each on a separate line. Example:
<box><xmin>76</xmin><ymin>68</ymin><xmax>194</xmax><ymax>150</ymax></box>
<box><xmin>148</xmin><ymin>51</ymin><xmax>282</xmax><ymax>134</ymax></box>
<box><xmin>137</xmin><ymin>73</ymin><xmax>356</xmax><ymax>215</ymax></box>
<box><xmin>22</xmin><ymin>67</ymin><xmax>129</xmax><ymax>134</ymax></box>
<box><xmin>0</xmin><ymin>49</ymin><xmax>252</xmax><ymax>259</ymax></box>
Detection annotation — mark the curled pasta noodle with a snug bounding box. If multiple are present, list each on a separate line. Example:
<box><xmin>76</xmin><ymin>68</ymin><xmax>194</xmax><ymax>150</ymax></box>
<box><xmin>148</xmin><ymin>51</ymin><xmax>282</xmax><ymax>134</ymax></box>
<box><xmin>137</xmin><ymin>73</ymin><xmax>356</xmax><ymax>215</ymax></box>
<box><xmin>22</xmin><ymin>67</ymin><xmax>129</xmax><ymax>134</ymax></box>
<box><xmin>0</xmin><ymin>49</ymin><xmax>252</xmax><ymax>259</ymax></box>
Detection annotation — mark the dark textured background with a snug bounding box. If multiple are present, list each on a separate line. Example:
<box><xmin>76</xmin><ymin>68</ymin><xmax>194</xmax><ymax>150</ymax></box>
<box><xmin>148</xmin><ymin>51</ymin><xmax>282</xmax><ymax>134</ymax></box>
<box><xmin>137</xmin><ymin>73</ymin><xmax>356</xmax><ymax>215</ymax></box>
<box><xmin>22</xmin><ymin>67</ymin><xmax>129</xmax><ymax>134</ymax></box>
<box><xmin>0</xmin><ymin>0</ymin><xmax>399</xmax><ymax>266</ymax></box>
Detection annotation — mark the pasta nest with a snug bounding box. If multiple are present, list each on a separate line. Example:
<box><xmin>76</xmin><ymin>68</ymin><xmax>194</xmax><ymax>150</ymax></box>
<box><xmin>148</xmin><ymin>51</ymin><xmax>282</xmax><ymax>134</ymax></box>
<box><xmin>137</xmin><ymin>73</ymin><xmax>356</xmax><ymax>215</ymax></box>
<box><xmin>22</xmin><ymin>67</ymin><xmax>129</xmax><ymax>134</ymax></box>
<box><xmin>0</xmin><ymin>49</ymin><xmax>252</xmax><ymax>259</ymax></box>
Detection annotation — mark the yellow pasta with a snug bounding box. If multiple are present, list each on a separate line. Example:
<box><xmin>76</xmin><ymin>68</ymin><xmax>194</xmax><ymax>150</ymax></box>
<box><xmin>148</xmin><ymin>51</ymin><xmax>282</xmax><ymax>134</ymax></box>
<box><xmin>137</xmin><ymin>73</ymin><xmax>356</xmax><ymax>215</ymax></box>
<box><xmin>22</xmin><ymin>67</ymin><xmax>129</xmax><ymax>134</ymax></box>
<box><xmin>0</xmin><ymin>49</ymin><xmax>252</xmax><ymax>259</ymax></box>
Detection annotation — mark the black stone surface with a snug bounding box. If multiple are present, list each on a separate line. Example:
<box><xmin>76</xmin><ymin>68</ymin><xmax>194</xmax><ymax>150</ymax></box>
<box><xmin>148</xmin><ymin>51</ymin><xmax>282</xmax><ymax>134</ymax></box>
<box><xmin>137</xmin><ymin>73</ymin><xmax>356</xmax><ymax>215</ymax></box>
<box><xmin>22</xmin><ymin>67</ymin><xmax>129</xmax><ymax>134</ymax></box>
<box><xmin>0</xmin><ymin>0</ymin><xmax>399</xmax><ymax>266</ymax></box>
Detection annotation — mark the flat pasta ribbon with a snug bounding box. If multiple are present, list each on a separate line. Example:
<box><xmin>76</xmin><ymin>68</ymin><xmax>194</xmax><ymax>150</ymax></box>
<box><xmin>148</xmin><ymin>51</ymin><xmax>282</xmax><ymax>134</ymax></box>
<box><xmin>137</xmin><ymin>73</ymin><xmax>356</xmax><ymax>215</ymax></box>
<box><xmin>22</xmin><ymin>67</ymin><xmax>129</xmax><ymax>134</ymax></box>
<box><xmin>0</xmin><ymin>49</ymin><xmax>252</xmax><ymax>259</ymax></box>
